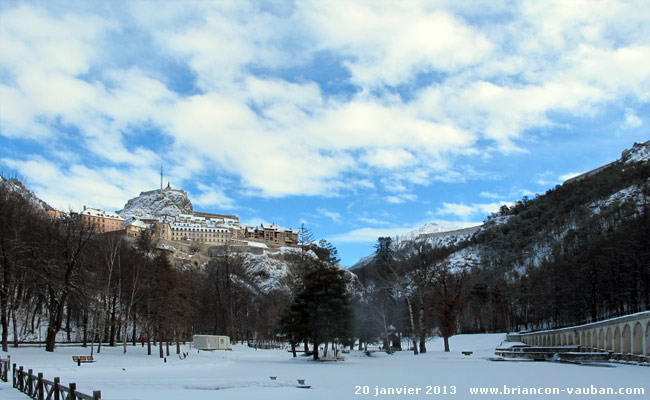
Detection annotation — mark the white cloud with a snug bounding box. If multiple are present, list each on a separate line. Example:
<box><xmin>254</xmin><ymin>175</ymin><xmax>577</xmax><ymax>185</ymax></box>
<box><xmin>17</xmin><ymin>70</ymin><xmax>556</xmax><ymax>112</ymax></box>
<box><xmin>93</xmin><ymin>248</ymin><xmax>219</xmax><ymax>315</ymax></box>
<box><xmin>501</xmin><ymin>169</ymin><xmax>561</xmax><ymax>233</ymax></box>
<box><xmin>558</xmin><ymin>172</ymin><xmax>582</xmax><ymax>182</ymax></box>
<box><xmin>2</xmin><ymin>156</ymin><xmax>156</xmax><ymax>212</ymax></box>
<box><xmin>330</xmin><ymin>226</ymin><xmax>416</xmax><ymax>243</ymax></box>
<box><xmin>2</xmin><ymin>0</ymin><xmax>649</xmax><ymax>204</ymax></box>
<box><xmin>358</xmin><ymin>217</ymin><xmax>390</xmax><ymax>226</ymax></box>
<box><xmin>193</xmin><ymin>183</ymin><xmax>235</xmax><ymax>210</ymax></box>
<box><xmin>317</xmin><ymin>208</ymin><xmax>342</xmax><ymax>223</ymax></box>
<box><xmin>435</xmin><ymin>201</ymin><xmax>504</xmax><ymax>220</ymax></box>
<box><xmin>298</xmin><ymin>1</ymin><xmax>494</xmax><ymax>87</ymax></box>
<box><xmin>623</xmin><ymin>109</ymin><xmax>643</xmax><ymax>129</ymax></box>
<box><xmin>480</xmin><ymin>191</ymin><xmax>501</xmax><ymax>199</ymax></box>
<box><xmin>385</xmin><ymin>193</ymin><xmax>418</xmax><ymax>204</ymax></box>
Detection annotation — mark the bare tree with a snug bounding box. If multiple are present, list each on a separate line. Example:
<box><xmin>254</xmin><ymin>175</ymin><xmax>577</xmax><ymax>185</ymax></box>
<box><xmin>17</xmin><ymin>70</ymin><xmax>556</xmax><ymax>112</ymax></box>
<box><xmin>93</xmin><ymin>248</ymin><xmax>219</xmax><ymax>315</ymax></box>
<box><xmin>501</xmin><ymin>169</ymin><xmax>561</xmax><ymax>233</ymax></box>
<box><xmin>35</xmin><ymin>214</ymin><xmax>96</xmax><ymax>352</ymax></box>
<box><xmin>432</xmin><ymin>262</ymin><xmax>468</xmax><ymax>352</ymax></box>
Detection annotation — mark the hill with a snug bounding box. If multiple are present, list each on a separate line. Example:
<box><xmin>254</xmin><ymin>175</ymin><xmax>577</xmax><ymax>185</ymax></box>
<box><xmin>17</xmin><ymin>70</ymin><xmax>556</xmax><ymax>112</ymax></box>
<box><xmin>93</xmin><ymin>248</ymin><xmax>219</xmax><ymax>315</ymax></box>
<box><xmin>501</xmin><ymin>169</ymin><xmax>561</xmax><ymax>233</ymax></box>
<box><xmin>0</xmin><ymin>175</ymin><xmax>53</xmax><ymax>212</ymax></box>
<box><xmin>351</xmin><ymin>141</ymin><xmax>650</xmax><ymax>335</ymax></box>
<box><xmin>117</xmin><ymin>185</ymin><xmax>193</xmax><ymax>219</ymax></box>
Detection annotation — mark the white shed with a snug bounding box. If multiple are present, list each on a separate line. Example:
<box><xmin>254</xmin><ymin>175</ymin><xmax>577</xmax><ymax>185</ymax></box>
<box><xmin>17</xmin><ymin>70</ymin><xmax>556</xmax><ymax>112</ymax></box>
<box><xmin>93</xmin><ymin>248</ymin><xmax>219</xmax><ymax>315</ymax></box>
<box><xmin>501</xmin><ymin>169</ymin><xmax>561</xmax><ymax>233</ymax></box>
<box><xmin>193</xmin><ymin>335</ymin><xmax>231</xmax><ymax>350</ymax></box>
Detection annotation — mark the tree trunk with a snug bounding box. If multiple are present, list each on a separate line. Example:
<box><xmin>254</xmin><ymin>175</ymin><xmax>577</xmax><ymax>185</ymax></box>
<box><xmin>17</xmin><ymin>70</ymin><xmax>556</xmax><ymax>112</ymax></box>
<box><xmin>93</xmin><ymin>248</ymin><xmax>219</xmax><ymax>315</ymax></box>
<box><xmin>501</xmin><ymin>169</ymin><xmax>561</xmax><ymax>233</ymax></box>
<box><xmin>443</xmin><ymin>336</ymin><xmax>450</xmax><ymax>352</ymax></box>
<box><xmin>45</xmin><ymin>289</ymin><xmax>68</xmax><ymax>352</ymax></box>
<box><xmin>82</xmin><ymin>311</ymin><xmax>88</xmax><ymax>347</ymax></box>
<box><xmin>405</xmin><ymin>296</ymin><xmax>418</xmax><ymax>355</ymax></box>
<box><xmin>1</xmin><ymin>301</ymin><xmax>9</xmax><ymax>352</ymax></box>
<box><xmin>418</xmin><ymin>294</ymin><xmax>426</xmax><ymax>354</ymax></box>
<box><xmin>12</xmin><ymin>309</ymin><xmax>18</xmax><ymax>348</ymax></box>
<box><xmin>65</xmin><ymin>304</ymin><xmax>71</xmax><ymax>342</ymax></box>
<box><xmin>132</xmin><ymin>313</ymin><xmax>137</xmax><ymax>347</ymax></box>
<box><xmin>312</xmin><ymin>337</ymin><xmax>319</xmax><ymax>360</ymax></box>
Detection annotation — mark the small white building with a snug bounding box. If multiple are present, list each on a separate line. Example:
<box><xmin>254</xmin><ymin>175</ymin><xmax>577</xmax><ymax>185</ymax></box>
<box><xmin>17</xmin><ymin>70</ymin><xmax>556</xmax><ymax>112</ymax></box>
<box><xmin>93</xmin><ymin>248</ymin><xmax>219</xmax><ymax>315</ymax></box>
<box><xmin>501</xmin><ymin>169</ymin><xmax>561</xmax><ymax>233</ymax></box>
<box><xmin>193</xmin><ymin>335</ymin><xmax>231</xmax><ymax>350</ymax></box>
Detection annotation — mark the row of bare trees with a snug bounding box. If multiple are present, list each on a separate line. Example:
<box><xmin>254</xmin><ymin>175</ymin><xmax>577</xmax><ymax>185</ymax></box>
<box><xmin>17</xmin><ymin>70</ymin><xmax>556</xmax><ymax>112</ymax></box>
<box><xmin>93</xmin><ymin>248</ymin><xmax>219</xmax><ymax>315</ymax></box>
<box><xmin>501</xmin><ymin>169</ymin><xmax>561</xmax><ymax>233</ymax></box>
<box><xmin>0</xmin><ymin>182</ymin><xmax>207</xmax><ymax>353</ymax></box>
<box><xmin>354</xmin><ymin>237</ymin><xmax>469</xmax><ymax>354</ymax></box>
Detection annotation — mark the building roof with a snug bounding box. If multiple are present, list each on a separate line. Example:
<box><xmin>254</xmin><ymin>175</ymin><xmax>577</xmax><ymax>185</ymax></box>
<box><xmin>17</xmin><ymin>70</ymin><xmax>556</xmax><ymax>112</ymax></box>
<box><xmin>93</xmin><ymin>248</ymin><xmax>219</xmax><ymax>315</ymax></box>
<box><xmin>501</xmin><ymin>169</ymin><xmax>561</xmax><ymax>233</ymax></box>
<box><xmin>81</xmin><ymin>207</ymin><xmax>124</xmax><ymax>220</ymax></box>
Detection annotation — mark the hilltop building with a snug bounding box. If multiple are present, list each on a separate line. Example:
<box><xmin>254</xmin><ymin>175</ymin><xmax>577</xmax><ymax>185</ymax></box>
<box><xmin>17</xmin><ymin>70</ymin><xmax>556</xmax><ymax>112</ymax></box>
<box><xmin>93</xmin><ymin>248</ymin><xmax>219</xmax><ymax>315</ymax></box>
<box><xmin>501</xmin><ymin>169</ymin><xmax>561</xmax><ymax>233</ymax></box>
<box><xmin>243</xmin><ymin>223</ymin><xmax>298</xmax><ymax>246</ymax></box>
<box><xmin>80</xmin><ymin>206</ymin><xmax>125</xmax><ymax>233</ymax></box>
<box><xmin>125</xmin><ymin>218</ymin><xmax>149</xmax><ymax>237</ymax></box>
<box><xmin>116</xmin><ymin>182</ymin><xmax>299</xmax><ymax>249</ymax></box>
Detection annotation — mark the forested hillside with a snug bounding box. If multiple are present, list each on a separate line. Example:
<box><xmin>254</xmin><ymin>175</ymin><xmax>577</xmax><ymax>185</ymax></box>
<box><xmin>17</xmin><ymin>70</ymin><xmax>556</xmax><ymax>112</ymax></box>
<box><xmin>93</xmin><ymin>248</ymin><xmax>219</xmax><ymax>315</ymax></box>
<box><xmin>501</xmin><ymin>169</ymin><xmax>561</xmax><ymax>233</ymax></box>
<box><xmin>468</xmin><ymin>155</ymin><xmax>649</xmax><ymax>333</ymax></box>
<box><xmin>352</xmin><ymin>142</ymin><xmax>650</xmax><ymax>351</ymax></box>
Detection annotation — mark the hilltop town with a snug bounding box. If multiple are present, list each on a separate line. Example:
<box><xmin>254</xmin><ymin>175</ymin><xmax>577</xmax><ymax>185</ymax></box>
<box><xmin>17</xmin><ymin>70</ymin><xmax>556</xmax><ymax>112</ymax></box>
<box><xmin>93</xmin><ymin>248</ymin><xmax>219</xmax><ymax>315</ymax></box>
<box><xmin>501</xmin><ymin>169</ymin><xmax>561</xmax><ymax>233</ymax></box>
<box><xmin>79</xmin><ymin>183</ymin><xmax>299</xmax><ymax>252</ymax></box>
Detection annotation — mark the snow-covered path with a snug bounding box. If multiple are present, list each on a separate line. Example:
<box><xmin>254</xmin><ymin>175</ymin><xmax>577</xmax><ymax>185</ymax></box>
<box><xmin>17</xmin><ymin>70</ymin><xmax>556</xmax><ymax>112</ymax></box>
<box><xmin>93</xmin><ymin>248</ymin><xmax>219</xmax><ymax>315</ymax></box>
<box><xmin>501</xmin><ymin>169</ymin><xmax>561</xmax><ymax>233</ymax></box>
<box><xmin>1</xmin><ymin>334</ymin><xmax>647</xmax><ymax>399</ymax></box>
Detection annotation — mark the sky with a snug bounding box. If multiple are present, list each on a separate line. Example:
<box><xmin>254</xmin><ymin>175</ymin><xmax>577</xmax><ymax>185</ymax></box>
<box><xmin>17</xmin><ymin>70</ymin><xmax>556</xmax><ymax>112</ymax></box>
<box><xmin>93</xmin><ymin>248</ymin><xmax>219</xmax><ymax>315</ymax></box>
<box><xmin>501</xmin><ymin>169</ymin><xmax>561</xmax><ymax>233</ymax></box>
<box><xmin>1</xmin><ymin>0</ymin><xmax>649</xmax><ymax>267</ymax></box>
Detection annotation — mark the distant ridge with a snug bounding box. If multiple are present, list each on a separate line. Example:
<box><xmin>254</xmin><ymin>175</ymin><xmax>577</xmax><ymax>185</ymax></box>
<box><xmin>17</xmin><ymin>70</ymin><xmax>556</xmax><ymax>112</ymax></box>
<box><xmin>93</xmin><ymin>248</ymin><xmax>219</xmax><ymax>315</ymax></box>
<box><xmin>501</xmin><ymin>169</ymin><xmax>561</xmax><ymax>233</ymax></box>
<box><xmin>565</xmin><ymin>140</ymin><xmax>650</xmax><ymax>184</ymax></box>
<box><xmin>0</xmin><ymin>176</ymin><xmax>53</xmax><ymax>212</ymax></box>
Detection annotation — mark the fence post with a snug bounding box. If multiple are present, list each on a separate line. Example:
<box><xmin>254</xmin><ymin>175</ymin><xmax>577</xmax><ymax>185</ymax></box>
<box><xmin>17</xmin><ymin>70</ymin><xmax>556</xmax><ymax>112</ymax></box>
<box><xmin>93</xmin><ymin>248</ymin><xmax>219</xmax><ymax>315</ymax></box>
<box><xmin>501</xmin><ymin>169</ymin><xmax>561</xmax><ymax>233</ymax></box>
<box><xmin>27</xmin><ymin>368</ymin><xmax>33</xmax><ymax>396</ymax></box>
<box><xmin>53</xmin><ymin>377</ymin><xmax>60</xmax><ymax>400</ymax></box>
<box><xmin>37</xmin><ymin>372</ymin><xmax>44</xmax><ymax>400</ymax></box>
<box><xmin>93</xmin><ymin>390</ymin><xmax>101</xmax><ymax>399</ymax></box>
<box><xmin>18</xmin><ymin>366</ymin><xmax>24</xmax><ymax>391</ymax></box>
<box><xmin>12</xmin><ymin>363</ymin><xmax>16</xmax><ymax>388</ymax></box>
<box><xmin>69</xmin><ymin>382</ymin><xmax>76</xmax><ymax>400</ymax></box>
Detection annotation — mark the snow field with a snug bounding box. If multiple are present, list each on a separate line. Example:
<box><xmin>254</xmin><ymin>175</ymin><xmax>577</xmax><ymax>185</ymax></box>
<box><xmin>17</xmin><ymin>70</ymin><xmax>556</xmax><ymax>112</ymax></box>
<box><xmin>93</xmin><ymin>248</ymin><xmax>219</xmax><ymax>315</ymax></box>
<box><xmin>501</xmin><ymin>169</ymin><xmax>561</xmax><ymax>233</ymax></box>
<box><xmin>1</xmin><ymin>333</ymin><xmax>647</xmax><ymax>400</ymax></box>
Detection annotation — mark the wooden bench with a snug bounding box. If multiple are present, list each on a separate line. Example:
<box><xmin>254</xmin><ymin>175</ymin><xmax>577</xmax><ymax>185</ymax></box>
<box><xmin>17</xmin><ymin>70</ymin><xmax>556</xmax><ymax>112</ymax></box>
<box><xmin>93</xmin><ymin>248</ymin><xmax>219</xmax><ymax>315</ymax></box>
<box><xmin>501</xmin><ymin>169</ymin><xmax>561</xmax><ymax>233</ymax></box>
<box><xmin>462</xmin><ymin>351</ymin><xmax>473</xmax><ymax>356</ymax></box>
<box><xmin>72</xmin><ymin>355</ymin><xmax>95</xmax><ymax>365</ymax></box>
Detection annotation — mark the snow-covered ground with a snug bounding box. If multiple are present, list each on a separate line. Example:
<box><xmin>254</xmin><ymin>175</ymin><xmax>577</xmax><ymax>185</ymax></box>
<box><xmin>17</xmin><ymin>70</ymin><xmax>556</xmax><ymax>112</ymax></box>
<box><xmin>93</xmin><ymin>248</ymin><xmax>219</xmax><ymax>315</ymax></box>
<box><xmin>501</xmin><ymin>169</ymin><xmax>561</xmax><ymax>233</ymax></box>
<box><xmin>1</xmin><ymin>334</ymin><xmax>647</xmax><ymax>400</ymax></box>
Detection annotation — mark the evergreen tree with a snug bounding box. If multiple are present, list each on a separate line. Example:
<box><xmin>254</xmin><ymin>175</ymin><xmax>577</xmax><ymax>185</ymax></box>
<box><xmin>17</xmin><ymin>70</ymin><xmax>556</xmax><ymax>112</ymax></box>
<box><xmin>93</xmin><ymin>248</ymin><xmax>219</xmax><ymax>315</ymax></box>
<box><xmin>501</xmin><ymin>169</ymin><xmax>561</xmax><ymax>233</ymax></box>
<box><xmin>279</xmin><ymin>259</ymin><xmax>352</xmax><ymax>360</ymax></box>
<box><xmin>317</xmin><ymin>239</ymin><xmax>341</xmax><ymax>265</ymax></box>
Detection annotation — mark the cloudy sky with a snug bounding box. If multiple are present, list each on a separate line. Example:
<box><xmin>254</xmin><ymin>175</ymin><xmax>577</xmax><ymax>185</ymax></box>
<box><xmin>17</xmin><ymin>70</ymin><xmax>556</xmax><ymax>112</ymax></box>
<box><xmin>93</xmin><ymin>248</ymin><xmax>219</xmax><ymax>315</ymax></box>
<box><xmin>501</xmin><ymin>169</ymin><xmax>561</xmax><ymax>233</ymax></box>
<box><xmin>1</xmin><ymin>0</ymin><xmax>649</xmax><ymax>266</ymax></box>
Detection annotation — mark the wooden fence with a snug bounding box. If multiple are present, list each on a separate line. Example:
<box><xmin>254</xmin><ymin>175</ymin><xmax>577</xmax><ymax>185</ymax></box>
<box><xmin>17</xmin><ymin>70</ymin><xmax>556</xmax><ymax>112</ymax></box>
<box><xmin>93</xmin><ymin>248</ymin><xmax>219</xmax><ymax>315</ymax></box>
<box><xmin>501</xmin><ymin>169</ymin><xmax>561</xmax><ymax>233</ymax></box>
<box><xmin>1</xmin><ymin>355</ymin><xmax>9</xmax><ymax>382</ymax></box>
<box><xmin>9</xmin><ymin>362</ymin><xmax>101</xmax><ymax>400</ymax></box>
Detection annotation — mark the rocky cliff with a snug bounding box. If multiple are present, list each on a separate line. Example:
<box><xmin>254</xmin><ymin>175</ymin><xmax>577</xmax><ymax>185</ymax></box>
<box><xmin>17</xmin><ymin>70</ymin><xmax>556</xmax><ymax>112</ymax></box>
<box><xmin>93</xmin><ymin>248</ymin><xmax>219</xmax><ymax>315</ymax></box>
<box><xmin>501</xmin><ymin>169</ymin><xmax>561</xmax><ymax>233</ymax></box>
<box><xmin>117</xmin><ymin>185</ymin><xmax>193</xmax><ymax>219</ymax></box>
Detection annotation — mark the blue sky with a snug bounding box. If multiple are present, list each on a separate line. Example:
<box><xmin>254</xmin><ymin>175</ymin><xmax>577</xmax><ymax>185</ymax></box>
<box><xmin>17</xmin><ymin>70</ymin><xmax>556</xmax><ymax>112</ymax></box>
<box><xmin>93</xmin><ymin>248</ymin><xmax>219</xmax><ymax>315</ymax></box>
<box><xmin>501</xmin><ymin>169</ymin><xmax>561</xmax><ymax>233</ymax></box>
<box><xmin>1</xmin><ymin>0</ymin><xmax>649</xmax><ymax>266</ymax></box>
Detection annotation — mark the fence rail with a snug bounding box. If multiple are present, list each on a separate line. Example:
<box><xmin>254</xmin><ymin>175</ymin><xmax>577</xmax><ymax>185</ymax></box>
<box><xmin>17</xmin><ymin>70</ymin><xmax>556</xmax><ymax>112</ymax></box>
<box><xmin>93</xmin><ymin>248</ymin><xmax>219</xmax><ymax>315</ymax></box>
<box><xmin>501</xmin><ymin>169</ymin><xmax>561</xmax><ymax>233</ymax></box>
<box><xmin>11</xmin><ymin>362</ymin><xmax>101</xmax><ymax>400</ymax></box>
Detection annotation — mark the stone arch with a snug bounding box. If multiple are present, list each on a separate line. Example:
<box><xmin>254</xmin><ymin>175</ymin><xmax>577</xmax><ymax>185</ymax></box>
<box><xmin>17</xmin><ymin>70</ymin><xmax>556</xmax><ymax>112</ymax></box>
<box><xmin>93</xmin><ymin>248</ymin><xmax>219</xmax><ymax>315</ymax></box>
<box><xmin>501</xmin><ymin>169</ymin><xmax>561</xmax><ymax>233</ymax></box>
<box><xmin>605</xmin><ymin>328</ymin><xmax>612</xmax><ymax>351</ymax></box>
<box><xmin>598</xmin><ymin>328</ymin><xmax>605</xmax><ymax>350</ymax></box>
<box><xmin>568</xmin><ymin>332</ymin><xmax>575</xmax><ymax>345</ymax></box>
<box><xmin>560</xmin><ymin>334</ymin><xmax>566</xmax><ymax>346</ymax></box>
<box><xmin>580</xmin><ymin>331</ymin><xmax>585</xmax><ymax>346</ymax></box>
<box><xmin>585</xmin><ymin>331</ymin><xmax>591</xmax><ymax>349</ymax></box>
<box><xmin>613</xmin><ymin>326</ymin><xmax>621</xmax><ymax>353</ymax></box>
<box><xmin>632</xmin><ymin>322</ymin><xmax>642</xmax><ymax>355</ymax></box>
<box><xmin>543</xmin><ymin>335</ymin><xmax>548</xmax><ymax>347</ymax></box>
<box><xmin>622</xmin><ymin>324</ymin><xmax>632</xmax><ymax>354</ymax></box>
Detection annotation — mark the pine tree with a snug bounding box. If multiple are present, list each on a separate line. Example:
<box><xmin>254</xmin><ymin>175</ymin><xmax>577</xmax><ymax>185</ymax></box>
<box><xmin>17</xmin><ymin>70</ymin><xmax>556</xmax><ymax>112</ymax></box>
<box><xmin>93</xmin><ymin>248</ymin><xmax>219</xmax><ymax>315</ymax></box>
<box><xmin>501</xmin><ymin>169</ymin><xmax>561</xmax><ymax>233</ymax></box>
<box><xmin>279</xmin><ymin>259</ymin><xmax>352</xmax><ymax>360</ymax></box>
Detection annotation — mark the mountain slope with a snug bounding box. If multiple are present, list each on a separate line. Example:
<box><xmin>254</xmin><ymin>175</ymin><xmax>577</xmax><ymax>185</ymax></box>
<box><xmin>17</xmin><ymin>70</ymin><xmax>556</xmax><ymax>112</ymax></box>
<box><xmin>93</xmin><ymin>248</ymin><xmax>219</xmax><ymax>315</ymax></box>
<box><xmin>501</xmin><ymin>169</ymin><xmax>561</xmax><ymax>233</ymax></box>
<box><xmin>0</xmin><ymin>176</ymin><xmax>53</xmax><ymax>212</ymax></box>
<box><xmin>350</xmin><ymin>141</ymin><xmax>650</xmax><ymax>334</ymax></box>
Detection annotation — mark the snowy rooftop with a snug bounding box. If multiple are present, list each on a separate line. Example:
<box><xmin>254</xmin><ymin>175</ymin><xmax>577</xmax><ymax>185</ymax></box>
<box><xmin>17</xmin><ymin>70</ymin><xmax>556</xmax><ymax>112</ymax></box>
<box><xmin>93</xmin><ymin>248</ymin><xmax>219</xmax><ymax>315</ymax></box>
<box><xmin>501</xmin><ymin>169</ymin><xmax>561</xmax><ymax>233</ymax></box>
<box><xmin>81</xmin><ymin>207</ymin><xmax>124</xmax><ymax>220</ymax></box>
<box><xmin>126</xmin><ymin>219</ymin><xmax>149</xmax><ymax>228</ymax></box>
